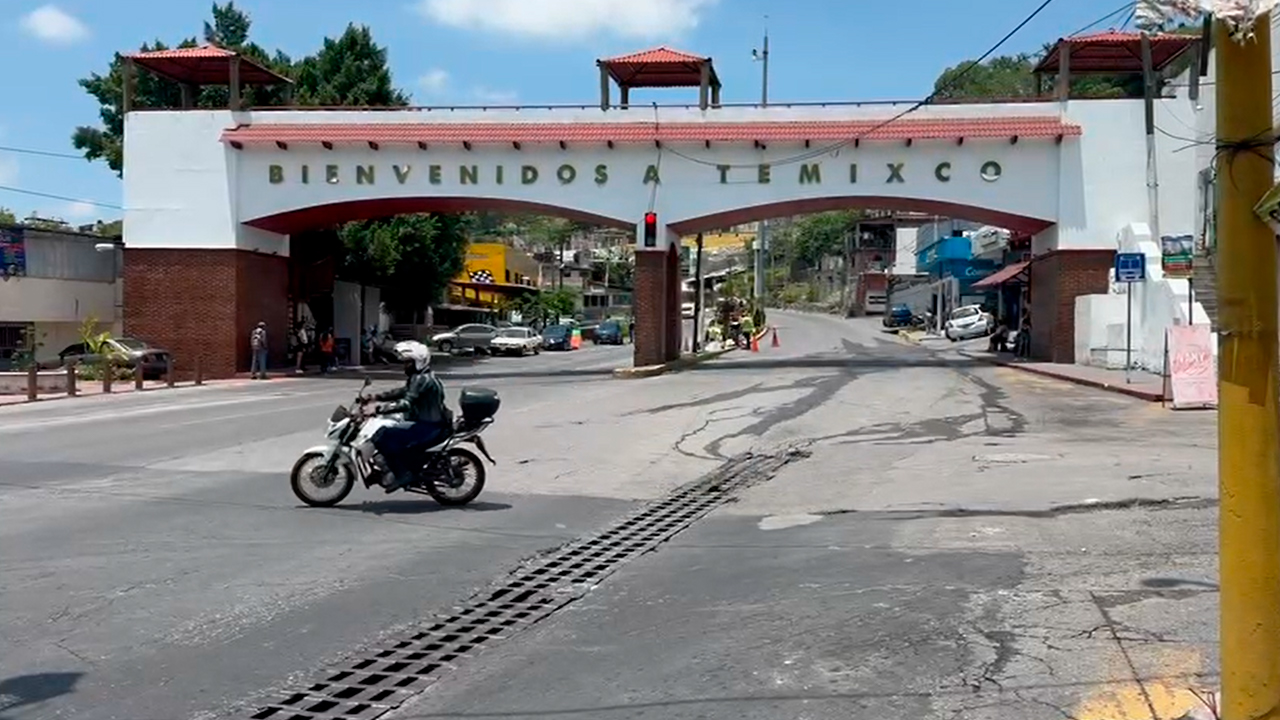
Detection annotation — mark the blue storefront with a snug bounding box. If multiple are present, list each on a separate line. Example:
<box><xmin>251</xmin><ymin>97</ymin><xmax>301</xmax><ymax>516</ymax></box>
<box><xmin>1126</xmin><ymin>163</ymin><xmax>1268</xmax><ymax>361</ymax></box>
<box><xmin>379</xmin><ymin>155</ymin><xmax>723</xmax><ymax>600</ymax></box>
<box><xmin>915</xmin><ymin>235</ymin><xmax>999</xmax><ymax>304</ymax></box>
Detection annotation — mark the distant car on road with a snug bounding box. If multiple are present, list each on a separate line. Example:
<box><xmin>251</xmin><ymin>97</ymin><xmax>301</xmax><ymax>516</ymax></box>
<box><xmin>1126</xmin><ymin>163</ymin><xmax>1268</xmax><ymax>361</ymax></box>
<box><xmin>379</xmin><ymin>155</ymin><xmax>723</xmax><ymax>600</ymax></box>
<box><xmin>490</xmin><ymin>327</ymin><xmax>542</xmax><ymax>356</ymax></box>
<box><xmin>593</xmin><ymin>319</ymin><xmax>624</xmax><ymax>345</ymax></box>
<box><xmin>944</xmin><ymin>305</ymin><xmax>994</xmax><ymax>341</ymax></box>
<box><xmin>882</xmin><ymin>304</ymin><xmax>915</xmax><ymax>329</ymax></box>
<box><xmin>432</xmin><ymin>324</ymin><xmax>498</xmax><ymax>354</ymax></box>
<box><xmin>56</xmin><ymin>337</ymin><xmax>172</xmax><ymax>379</ymax></box>
<box><xmin>541</xmin><ymin>324</ymin><xmax>575</xmax><ymax>351</ymax></box>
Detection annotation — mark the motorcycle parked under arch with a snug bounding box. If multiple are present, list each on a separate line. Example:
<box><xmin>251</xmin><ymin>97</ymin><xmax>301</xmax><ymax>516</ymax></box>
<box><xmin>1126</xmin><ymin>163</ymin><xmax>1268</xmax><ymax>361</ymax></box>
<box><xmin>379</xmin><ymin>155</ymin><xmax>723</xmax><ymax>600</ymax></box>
<box><xmin>290</xmin><ymin>378</ymin><xmax>500</xmax><ymax>508</ymax></box>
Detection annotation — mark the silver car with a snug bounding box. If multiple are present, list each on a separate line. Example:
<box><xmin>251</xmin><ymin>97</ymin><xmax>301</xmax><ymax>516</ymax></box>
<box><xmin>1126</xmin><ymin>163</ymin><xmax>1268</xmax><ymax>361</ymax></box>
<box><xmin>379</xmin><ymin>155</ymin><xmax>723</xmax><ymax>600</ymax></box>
<box><xmin>944</xmin><ymin>305</ymin><xmax>993</xmax><ymax>341</ymax></box>
<box><xmin>431</xmin><ymin>324</ymin><xmax>498</xmax><ymax>354</ymax></box>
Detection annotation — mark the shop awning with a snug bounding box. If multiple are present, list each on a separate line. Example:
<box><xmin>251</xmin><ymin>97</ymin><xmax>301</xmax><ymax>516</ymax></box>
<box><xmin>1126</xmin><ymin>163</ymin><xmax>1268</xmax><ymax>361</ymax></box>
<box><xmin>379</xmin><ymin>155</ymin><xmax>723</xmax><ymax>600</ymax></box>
<box><xmin>970</xmin><ymin>261</ymin><xmax>1030</xmax><ymax>289</ymax></box>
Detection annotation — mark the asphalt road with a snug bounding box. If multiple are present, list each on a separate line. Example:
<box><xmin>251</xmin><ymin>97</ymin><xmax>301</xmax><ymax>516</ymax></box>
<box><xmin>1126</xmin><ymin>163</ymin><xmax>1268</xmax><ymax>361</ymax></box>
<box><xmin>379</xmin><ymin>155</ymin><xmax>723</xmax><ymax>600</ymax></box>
<box><xmin>0</xmin><ymin>312</ymin><xmax>1221</xmax><ymax>720</ymax></box>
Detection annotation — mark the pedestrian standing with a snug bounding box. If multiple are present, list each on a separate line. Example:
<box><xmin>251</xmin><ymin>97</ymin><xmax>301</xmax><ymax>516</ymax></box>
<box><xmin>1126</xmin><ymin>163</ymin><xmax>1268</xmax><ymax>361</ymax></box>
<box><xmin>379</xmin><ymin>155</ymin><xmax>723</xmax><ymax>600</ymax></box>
<box><xmin>250</xmin><ymin>321</ymin><xmax>268</xmax><ymax>380</ymax></box>
<box><xmin>318</xmin><ymin>329</ymin><xmax>335</xmax><ymax>373</ymax></box>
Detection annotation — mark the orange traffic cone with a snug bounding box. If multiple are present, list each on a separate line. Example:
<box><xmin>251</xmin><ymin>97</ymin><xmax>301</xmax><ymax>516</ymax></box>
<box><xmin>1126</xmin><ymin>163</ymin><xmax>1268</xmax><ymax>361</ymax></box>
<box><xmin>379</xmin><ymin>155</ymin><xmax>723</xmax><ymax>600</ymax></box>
<box><xmin>750</xmin><ymin>335</ymin><xmax>760</xmax><ymax>352</ymax></box>
<box><xmin>771</xmin><ymin>328</ymin><xmax>780</xmax><ymax>348</ymax></box>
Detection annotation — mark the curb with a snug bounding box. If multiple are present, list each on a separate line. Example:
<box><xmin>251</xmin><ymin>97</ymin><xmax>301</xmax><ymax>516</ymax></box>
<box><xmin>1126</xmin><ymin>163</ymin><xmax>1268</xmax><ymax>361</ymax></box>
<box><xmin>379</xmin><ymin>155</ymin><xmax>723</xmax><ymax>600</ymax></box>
<box><xmin>962</xmin><ymin>351</ymin><xmax>1166</xmax><ymax>402</ymax></box>
<box><xmin>612</xmin><ymin>341</ymin><xmax>744</xmax><ymax>380</ymax></box>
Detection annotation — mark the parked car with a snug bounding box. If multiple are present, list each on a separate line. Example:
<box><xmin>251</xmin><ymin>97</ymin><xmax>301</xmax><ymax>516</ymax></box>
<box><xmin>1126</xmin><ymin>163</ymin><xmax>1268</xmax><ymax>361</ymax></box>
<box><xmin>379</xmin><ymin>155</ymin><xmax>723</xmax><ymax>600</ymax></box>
<box><xmin>431</xmin><ymin>324</ymin><xmax>498</xmax><ymax>354</ymax></box>
<box><xmin>594</xmin><ymin>319</ymin><xmax>624</xmax><ymax>345</ymax></box>
<box><xmin>944</xmin><ymin>305</ymin><xmax>994</xmax><ymax>341</ymax></box>
<box><xmin>57</xmin><ymin>337</ymin><xmax>172</xmax><ymax>379</ymax></box>
<box><xmin>490</xmin><ymin>327</ymin><xmax>542</xmax><ymax>356</ymax></box>
<box><xmin>882</xmin><ymin>304</ymin><xmax>915</xmax><ymax>329</ymax></box>
<box><xmin>541</xmin><ymin>324</ymin><xmax>575</xmax><ymax>351</ymax></box>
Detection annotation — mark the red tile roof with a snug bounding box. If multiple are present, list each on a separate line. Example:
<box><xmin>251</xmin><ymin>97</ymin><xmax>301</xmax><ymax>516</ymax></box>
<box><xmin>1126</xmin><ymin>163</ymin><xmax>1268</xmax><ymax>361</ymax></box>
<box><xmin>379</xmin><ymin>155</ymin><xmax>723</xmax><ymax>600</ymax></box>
<box><xmin>1034</xmin><ymin>30</ymin><xmax>1198</xmax><ymax>74</ymax></box>
<box><xmin>126</xmin><ymin>45</ymin><xmax>238</xmax><ymax>59</ymax></box>
<box><xmin>124</xmin><ymin>44</ymin><xmax>292</xmax><ymax>86</ymax></box>
<box><xmin>222</xmin><ymin>116</ymin><xmax>1079</xmax><ymax>147</ymax></box>
<box><xmin>601</xmin><ymin>46</ymin><xmax>709</xmax><ymax>64</ymax></box>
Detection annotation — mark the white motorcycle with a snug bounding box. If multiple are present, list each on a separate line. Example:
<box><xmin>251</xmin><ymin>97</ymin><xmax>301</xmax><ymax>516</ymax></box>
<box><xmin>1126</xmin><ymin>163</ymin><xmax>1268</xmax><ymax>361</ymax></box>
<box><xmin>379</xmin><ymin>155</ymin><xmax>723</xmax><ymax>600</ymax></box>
<box><xmin>290</xmin><ymin>378</ymin><xmax>499</xmax><ymax>508</ymax></box>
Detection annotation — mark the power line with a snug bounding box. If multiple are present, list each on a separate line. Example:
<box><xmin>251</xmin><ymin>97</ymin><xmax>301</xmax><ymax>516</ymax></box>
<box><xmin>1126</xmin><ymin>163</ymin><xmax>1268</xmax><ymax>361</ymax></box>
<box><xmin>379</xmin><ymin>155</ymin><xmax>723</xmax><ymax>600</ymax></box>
<box><xmin>1069</xmin><ymin>1</ymin><xmax>1136</xmax><ymax>37</ymax></box>
<box><xmin>659</xmin><ymin>0</ymin><xmax>1065</xmax><ymax>171</ymax></box>
<box><xmin>0</xmin><ymin>144</ymin><xmax>84</xmax><ymax>161</ymax></box>
<box><xmin>0</xmin><ymin>185</ymin><xmax>121</xmax><ymax>210</ymax></box>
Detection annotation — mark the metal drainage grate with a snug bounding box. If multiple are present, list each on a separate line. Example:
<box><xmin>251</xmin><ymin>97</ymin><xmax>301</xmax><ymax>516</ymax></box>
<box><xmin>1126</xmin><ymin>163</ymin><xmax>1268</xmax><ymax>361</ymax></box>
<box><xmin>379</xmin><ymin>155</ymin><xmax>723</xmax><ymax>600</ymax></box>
<box><xmin>234</xmin><ymin>449</ymin><xmax>806</xmax><ymax>720</ymax></box>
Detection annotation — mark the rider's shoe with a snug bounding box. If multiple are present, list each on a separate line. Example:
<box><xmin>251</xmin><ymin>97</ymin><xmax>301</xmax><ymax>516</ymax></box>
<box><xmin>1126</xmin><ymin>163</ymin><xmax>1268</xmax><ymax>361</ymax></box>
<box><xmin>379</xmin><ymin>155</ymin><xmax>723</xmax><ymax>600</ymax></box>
<box><xmin>382</xmin><ymin>470</ymin><xmax>415</xmax><ymax>493</ymax></box>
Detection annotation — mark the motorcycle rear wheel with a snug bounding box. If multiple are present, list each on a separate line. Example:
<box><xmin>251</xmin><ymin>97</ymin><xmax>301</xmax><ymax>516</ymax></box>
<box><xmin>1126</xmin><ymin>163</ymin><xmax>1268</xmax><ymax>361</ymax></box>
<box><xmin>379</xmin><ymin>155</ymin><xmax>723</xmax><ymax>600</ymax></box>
<box><xmin>291</xmin><ymin>451</ymin><xmax>356</xmax><ymax>507</ymax></box>
<box><xmin>424</xmin><ymin>447</ymin><xmax>486</xmax><ymax>507</ymax></box>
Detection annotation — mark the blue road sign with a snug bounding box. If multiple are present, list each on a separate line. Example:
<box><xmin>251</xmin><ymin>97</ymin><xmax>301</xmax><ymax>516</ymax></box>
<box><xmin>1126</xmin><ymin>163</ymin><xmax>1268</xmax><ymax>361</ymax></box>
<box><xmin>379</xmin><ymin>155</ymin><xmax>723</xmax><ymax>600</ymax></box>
<box><xmin>1115</xmin><ymin>252</ymin><xmax>1146</xmax><ymax>283</ymax></box>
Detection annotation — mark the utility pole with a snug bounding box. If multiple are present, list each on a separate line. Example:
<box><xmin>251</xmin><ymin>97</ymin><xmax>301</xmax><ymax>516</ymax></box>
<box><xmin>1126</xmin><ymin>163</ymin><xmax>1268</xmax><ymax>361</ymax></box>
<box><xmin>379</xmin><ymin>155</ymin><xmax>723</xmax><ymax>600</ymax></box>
<box><xmin>693</xmin><ymin>232</ymin><xmax>705</xmax><ymax>353</ymax></box>
<box><xmin>752</xmin><ymin>22</ymin><xmax>770</xmax><ymax>305</ymax></box>
<box><xmin>1215</xmin><ymin>15</ymin><xmax>1280</xmax><ymax>720</ymax></box>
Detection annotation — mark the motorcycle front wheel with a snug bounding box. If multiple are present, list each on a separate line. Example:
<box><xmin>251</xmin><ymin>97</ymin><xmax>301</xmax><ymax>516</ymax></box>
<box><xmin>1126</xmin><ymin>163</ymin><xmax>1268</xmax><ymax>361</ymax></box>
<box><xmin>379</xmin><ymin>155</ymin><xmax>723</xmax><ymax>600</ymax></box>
<box><xmin>291</xmin><ymin>451</ymin><xmax>356</xmax><ymax>507</ymax></box>
<box><xmin>424</xmin><ymin>447</ymin><xmax>486</xmax><ymax>507</ymax></box>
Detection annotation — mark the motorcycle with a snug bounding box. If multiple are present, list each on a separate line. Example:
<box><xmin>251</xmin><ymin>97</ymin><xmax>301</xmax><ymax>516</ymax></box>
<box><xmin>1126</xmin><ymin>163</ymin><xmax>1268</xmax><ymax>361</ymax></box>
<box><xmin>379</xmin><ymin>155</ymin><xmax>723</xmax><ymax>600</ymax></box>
<box><xmin>290</xmin><ymin>377</ymin><xmax>499</xmax><ymax>508</ymax></box>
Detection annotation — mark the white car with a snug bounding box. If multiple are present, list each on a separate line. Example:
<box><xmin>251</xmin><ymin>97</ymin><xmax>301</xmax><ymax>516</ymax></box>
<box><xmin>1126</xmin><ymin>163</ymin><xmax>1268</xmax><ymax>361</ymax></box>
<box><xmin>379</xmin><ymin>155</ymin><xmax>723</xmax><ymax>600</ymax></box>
<box><xmin>944</xmin><ymin>305</ymin><xmax>994</xmax><ymax>341</ymax></box>
<box><xmin>489</xmin><ymin>327</ymin><xmax>542</xmax><ymax>356</ymax></box>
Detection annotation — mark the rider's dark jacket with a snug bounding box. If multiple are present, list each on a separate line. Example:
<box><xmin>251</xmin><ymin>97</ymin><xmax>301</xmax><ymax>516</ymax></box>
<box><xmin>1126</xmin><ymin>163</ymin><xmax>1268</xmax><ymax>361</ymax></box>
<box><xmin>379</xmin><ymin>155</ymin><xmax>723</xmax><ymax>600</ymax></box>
<box><xmin>372</xmin><ymin>370</ymin><xmax>452</xmax><ymax>425</ymax></box>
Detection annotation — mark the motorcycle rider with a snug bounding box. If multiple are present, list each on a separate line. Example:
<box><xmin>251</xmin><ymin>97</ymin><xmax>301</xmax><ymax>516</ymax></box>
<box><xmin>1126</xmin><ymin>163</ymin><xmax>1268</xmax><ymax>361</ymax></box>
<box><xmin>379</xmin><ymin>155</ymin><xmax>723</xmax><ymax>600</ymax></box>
<box><xmin>359</xmin><ymin>340</ymin><xmax>454</xmax><ymax>492</ymax></box>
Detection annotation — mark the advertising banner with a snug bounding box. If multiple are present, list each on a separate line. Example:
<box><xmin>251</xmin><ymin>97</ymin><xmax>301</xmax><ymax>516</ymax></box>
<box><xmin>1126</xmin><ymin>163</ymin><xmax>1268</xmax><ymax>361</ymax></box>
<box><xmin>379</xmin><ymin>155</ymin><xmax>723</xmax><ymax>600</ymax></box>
<box><xmin>0</xmin><ymin>226</ymin><xmax>25</xmax><ymax>277</ymax></box>
<box><xmin>1164</xmin><ymin>325</ymin><xmax>1217</xmax><ymax>409</ymax></box>
<box><xmin>1161</xmin><ymin>234</ymin><xmax>1195</xmax><ymax>279</ymax></box>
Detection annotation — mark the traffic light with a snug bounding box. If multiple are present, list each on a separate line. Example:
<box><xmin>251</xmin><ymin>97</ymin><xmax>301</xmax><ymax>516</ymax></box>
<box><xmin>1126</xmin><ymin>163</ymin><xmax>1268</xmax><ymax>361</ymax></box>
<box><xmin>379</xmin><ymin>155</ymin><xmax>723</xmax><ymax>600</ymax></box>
<box><xmin>643</xmin><ymin>212</ymin><xmax>657</xmax><ymax>248</ymax></box>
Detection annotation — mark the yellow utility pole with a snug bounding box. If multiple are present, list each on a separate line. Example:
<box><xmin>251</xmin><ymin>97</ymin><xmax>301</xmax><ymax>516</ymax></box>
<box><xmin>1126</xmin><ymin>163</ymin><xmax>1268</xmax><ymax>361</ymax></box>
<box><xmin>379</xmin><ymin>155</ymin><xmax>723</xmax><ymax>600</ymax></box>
<box><xmin>1216</xmin><ymin>13</ymin><xmax>1280</xmax><ymax>720</ymax></box>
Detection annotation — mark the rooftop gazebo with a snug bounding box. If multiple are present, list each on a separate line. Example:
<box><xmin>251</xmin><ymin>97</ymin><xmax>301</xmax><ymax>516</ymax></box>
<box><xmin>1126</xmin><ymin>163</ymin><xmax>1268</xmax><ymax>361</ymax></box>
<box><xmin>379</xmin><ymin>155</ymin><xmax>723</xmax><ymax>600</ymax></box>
<box><xmin>121</xmin><ymin>45</ymin><xmax>294</xmax><ymax>112</ymax></box>
<box><xmin>1032</xmin><ymin>30</ymin><xmax>1202</xmax><ymax>100</ymax></box>
<box><xmin>597</xmin><ymin>46</ymin><xmax>721</xmax><ymax>111</ymax></box>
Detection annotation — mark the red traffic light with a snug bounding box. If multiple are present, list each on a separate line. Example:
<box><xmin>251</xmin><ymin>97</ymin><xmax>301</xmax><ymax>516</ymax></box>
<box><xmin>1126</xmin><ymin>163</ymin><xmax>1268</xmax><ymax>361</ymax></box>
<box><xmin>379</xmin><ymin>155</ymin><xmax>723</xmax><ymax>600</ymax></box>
<box><xmin>642</xmin><ymin>212</ymin><xmax>657</xmax><ymax>247</ymax></box>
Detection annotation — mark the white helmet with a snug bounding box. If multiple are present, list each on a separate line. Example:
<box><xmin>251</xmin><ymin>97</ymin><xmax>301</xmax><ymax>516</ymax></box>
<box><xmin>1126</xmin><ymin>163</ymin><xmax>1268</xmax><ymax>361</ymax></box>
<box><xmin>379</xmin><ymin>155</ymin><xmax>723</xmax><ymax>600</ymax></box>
<box><xmin>393</xmin><ymin>340</ymin><xmax>431</xmax><ymax>371</ymax></box>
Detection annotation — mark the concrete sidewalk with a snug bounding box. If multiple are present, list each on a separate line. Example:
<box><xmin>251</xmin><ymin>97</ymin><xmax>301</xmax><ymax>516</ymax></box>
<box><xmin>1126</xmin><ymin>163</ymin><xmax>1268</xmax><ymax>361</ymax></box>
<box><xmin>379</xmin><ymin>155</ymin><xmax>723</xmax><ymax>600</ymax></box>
<box><xmin>960</xmin><ymin>349</ymin><xmax>1167</xmax><ymax>402</ymax></box>
<box><xmin>0</xmin><ymin>374</ymin><xmax>296</xmax><ymax>407</ymax></box>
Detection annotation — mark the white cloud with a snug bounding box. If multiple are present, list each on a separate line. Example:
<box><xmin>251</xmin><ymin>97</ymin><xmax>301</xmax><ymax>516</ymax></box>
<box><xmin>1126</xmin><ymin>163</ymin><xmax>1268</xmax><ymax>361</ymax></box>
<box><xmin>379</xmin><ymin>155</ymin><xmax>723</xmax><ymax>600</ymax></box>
<box><xmin>473</xmin><ymin>87</ymin><xmax>518</xmax><ymax>104</ymax></box>
<box><xmin>0</xmin><ymin>156</ymin><xmax>18</xmax><ymax>187</ymax></box>
<box><xmin>418</xmin><ymin>68</ymin><xmax>450</xmax><ymax>93</ymax></box>
<box><xmin>19</xmin><ymin>5</ymin><xmax>90</xmax><ymax>45</ymax></box>
<box><xmin>63</xmin><ymin>201</ymin><xmax>96</xmax><ymax>219</ymax></box>
<box><xmin>416</xmin><ymin>0</ymin><xmax>716</xmax><ymax>41</ymax></box>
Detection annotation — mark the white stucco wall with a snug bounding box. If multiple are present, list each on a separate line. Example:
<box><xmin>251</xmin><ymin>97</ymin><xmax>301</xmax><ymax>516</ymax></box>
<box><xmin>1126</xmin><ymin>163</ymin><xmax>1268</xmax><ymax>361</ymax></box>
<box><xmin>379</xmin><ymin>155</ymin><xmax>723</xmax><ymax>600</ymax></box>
<box><xmin>0</xmin><ymin>277</ymin><xmax>115</xmax><ymax>324</ymax></box>
<box><xmin>122</xmin><ymin>100</ymin><xmax>1194</xmax><ymax>256</ymax></box>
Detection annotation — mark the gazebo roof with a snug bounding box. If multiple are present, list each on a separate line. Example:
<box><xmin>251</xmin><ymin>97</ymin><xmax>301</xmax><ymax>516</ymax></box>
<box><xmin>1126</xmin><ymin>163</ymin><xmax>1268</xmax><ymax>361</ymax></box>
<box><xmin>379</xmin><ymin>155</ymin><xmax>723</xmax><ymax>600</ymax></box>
<box><xmin>598</xmin><ymin>46</ymin><xmax>719</xmax><ymax>88</ymax></box>
<box><xmin>124</xmin><ymin>45</ymin><xmax>293</xmax><ymax>86</ymax></box>
<box><xmin>1032</xmin><ymin>30</ymin><xmax>1198</xmax><ymax>74</ymax></box>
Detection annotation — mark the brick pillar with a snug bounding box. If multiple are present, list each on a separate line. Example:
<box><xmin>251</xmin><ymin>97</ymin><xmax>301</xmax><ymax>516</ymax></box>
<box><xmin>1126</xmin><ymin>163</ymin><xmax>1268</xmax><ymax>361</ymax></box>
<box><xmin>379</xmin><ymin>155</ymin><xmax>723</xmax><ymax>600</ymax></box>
<box><xmin>124</xmin><ymin>248</ymin><xmax>289</xmax><ymax>379</ymax></box>
<box><xmin>1028</xmin><ymin>249</ymin><xmax>1115</xmax><ymax>363</ymax></box>
<box><xmin>633</xmin><ymin>249</ymin><xmax>668</xmax><ymax>367</ymax></box>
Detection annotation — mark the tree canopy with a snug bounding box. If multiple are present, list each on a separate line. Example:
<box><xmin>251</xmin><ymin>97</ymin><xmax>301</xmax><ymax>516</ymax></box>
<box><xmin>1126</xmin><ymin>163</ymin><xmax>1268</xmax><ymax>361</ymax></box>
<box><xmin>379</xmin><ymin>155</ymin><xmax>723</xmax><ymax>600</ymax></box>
<box><xmin>72</xmin><ymin>2</ymin><xmax>408</xmax><ymax>175</ymax></box>
<box><xmin>0</xmin><ymin>208</ymin><xmax>15</xmax><ymax>226</ymax></box>
<box><xmin>338</xmin><ymin>213</ymin><xmax>468</xmax><ymax>308</ymax></box>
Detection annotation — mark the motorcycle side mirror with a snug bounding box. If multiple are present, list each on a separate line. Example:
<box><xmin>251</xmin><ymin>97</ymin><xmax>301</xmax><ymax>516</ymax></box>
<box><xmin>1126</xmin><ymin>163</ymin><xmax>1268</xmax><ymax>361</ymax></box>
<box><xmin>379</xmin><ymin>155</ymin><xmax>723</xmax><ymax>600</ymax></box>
<box><xmin>363</xmin><ymin>376</ymin><xmax>372</xmax><ymax>388</ymax></box>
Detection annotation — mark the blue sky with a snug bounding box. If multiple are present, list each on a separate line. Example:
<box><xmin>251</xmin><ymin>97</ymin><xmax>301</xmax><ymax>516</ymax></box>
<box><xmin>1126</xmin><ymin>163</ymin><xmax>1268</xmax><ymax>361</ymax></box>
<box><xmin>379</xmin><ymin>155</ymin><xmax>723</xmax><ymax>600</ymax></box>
<box><xmin>0</xmin><ymin>0</ymin><xmax>1135</xmax><ymax>224</ymax></box>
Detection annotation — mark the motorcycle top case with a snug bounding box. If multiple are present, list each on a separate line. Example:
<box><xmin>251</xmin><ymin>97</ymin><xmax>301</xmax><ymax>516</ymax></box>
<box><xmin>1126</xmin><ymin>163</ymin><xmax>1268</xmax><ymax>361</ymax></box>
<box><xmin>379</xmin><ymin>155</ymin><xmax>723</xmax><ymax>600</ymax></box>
<box><xmin>459</xmin><ymin>387</ymin><xmax>500</xmax><ymax>425</ymax></box>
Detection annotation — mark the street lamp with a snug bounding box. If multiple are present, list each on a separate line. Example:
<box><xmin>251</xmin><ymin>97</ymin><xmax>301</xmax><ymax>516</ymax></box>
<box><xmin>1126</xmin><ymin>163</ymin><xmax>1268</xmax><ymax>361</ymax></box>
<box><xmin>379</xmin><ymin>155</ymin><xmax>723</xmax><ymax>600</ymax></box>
<box><xmin>94</xmin><ymin>237</ymin><xmax>124</xmax><ymax>333</ymax></box>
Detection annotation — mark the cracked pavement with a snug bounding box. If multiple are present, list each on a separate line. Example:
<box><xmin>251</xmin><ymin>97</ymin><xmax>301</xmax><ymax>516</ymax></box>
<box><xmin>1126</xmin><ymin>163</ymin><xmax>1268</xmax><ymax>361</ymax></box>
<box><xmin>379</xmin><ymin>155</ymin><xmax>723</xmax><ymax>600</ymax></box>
<box><xmin>0</xmin><ymin>311</ymin><xmax>1219</xmax><ymax>719</ymax></box>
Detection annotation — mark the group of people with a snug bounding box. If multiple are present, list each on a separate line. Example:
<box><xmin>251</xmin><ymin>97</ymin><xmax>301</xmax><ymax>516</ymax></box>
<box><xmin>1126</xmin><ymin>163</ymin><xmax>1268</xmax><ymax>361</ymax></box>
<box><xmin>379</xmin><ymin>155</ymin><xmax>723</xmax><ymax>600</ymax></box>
<box><xmin>987</xmin><ymin>311</ymin><xmax>1032</xmax><ymax>358</ymax></box>
<box><xmin>246</xmin><ymin>321</ymin><xmax>339</xmax><ymax>379</ymax></box>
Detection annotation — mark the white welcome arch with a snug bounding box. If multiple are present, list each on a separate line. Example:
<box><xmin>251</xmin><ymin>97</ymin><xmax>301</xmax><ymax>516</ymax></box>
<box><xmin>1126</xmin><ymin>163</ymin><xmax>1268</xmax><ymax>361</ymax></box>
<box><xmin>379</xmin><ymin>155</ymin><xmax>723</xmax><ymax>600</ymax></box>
<box><xmin>122</xmin><ymin>100</ymin><xmax>1195</xmax><ymax>373</ymax></box>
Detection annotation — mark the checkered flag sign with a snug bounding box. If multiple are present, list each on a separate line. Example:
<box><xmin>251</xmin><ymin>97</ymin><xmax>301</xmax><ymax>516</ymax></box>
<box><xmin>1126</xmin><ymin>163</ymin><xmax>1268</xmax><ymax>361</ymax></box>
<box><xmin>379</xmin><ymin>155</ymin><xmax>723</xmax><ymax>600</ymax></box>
<box><xmin>470</xmin><ymin>269</ymin><xmax>495</xmax><ymax>283</ymax></box>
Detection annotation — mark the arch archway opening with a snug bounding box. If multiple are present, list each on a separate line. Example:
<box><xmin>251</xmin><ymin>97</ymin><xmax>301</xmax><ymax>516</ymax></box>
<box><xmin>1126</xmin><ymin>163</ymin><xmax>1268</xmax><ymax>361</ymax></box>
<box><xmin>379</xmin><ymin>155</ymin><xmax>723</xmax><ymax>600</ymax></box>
<box><xmin>244</xmin><ymin>197</ymin><xmax>631</xmax><ymax>236</ymax></box>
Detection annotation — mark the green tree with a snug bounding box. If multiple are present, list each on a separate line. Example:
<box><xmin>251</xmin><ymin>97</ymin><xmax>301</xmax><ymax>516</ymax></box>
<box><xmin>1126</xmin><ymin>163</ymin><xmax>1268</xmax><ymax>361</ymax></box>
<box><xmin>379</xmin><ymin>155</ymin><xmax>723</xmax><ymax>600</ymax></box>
<box><xmin>292</xmin><ymin>24</ymin><xmax>409</xmax><ymax>107</ymax></box>
<box><xmin>339</xmin><ymin>213</ymin><xmax>467</xmax><ymax>310</ymax></box>
<box><xmin>23</xmin><ymin>214</ymin><xmax>71</xmax><ymax>231</ymax></box>
<box><xmin>0</xmin><ymin>208</ymin><xmax>15</xmax><ymax>225</ymax></box>
<box><xmin>793</xmin><ymin>211</ymin><xmax>859</xmax><ymax>267</ymax></box>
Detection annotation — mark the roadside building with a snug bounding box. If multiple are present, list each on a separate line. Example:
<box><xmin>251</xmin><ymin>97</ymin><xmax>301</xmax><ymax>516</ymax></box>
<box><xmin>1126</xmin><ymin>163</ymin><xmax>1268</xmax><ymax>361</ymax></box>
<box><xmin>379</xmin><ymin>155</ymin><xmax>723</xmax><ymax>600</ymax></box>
<box><xmin>0</xmin><ymin>224</ymin><xmax>119</xmax><ymax>369</ymax></box>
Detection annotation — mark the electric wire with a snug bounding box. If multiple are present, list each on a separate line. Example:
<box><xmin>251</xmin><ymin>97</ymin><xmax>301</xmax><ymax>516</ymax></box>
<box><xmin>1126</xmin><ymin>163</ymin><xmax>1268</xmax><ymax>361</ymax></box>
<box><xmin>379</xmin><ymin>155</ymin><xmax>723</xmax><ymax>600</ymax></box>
<box><xmin>0</xmin><ymin>184</ymin><xmax>121</xmax><ymax>210</ymax></box>
<box><xmin>656</xmin><ymin>0</ymin><xmax>1068</xmax><ymax>171</ymax></box>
